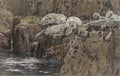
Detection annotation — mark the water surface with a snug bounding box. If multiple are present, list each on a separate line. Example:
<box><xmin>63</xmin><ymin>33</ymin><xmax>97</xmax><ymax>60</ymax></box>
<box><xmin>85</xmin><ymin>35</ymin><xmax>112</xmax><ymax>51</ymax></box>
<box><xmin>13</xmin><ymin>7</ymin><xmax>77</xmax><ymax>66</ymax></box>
<box><xmin>0</xmin><ymin>51</ymin><xmax>61</xmax><ymax>76</ymax></box>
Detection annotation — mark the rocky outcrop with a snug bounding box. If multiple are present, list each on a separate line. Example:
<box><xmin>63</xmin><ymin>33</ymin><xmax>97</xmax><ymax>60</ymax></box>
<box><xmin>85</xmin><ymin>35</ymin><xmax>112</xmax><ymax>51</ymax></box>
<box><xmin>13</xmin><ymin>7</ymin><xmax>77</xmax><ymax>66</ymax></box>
<box><xmin>36</xmin><ymin>34</ymin><xmax>70</xmax><ymax>62</ymax></box>
<box><xmin>60</xmin><ymin>20</ymin><xmax>120</xmax><ymax>76</ymax></box>
<box><xmin>35</xmin><ymin>14</ymin><xmax>82</xmax><ymax>62</ymax></box>
<box><xmin>0</xmin><ymin>23</ymin><xmax>11</xmax><ymax>49</ymax></box>
<box><xmin>0</xmin><ymin>8</ymin><xmax>13</xmax><ymax>50</ymax></box>
<box><xmin>13</xmin><ymin>16</ymin><xmax>41</xmax><ymax>56</ymax></box>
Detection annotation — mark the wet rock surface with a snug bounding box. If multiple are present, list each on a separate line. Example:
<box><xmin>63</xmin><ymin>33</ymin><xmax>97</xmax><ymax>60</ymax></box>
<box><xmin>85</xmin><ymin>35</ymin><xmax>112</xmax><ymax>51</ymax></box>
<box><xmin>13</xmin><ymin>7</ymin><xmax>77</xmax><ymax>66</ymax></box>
<box><xmin>60</xmin><ymin>20</ymin><xmax>120</xmax><ymax>76</ymax></box>
<box><xmin>13</xmin><ymin>16</ymin><xmax>41</xmax><ymax>56</ymax></box>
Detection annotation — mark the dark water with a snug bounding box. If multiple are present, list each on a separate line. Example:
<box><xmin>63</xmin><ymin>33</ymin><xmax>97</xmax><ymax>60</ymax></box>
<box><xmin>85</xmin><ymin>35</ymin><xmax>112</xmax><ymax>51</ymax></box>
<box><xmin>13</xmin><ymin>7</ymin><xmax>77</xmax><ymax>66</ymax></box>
<box><xmin>0</xmin><ymin>51</ymin><xmax>61</xmax><ymax>76</ymax></box>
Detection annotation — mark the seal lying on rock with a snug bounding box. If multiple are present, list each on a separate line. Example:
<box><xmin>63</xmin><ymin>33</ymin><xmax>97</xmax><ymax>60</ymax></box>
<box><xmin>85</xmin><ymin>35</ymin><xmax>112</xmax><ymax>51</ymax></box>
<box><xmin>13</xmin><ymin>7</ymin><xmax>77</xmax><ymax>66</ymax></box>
<box><xmin>44</xmin><ymin>24</ymin><xmax>66</xmax><ymax>37</ymax></box>
<box><xmin>106</xmin><ymin>11</ymin><xmax>120</xmax><ymax>21</ymax></box>
<box><xmin>36</xmin><ymin>23</ymin><xmax>67</xmax><ymax>39</ymax></box>
<box><xmin>65</xmin><ymin>17</ymin><xmax>82</xmax><ymax>36</ymax></box>
<box><xmin>37</xmin><ymin>16</ymin><xmax>82</xmax><ymax>38</ymax></box>
<box><xmin>45</xmin><ymin>16</ymin><xmax>82</xmax><ymax>37</ymax></box>
<box><xmin>40</xmin><ymin>13</ymin><xmax>67</xmax><ymax>29</ymax></box>
<box><xmin>93</xmin><ymin>12</ymin><xmax>106</xmax><ymax>20</ymax></box>
<box><xmin>66</xmin><ymin>17</ymin><xmax>82</xmax><ymax>27</ymax></box>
